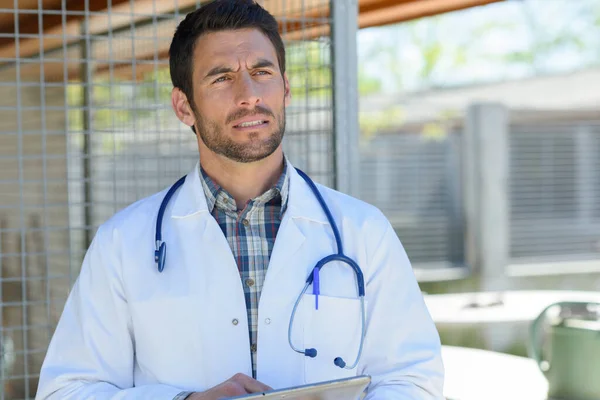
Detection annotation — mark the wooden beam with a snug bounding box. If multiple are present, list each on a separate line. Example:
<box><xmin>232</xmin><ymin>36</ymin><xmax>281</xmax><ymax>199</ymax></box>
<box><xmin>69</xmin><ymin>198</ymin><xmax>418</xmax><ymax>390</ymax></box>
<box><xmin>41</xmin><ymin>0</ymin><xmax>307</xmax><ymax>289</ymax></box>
<box><xmin>0</xmin><ymin>0</ymin><xmax>39</xmax><ymax>8</ymax></box>
<box><xmin>0</xmin><ymin>0</ymin><xmax>63</xmax><ymax>33</ymax></box>
<box><xmin>95</xmin><ymin>58</ymin><xmax>165</xmax><ymax>81</ymax></box>
<box><xmin>258</xmin><ymin>0</ymin><xmax>504</xmax><ymax>39</ymax></box>
<box><xmin>0</xmin><ymin>0</ymin><xmax>331</xmax><ymax>61</ymax></box>
<box><xmin>0</xmin><ymin>0</ymin><xmax>132</xmax><ymax>48</ymax></box>
<box><xmin>260</xmin><ymin>0</ymin><xmax>328</xmax><ymax>17</ymax></box>
<box><xmin>3</xmin><ymin>0</ymin><xmax>504</xmax><ymax>82</ymax></box>
<box><xmin>274</xmin><ymin>0</ymin><xmax>505</xmax><ymax>29</ymax></box>
<box><xmin>358</xmin><ymin>0</ymin><xmax>504</xmax><ymax>29</ymax></box>
<box><xmin>10</xmin><ymin>59</ymin><xmax>79</xmax><ymax>82</ymax></box>
<box><xmin>0</xmin><ymin>20</ymin><xmax>76</xmax><ymax>60</ymax></box>
<box><xmin>0</xmin><ymin>0</ymin><xmax>191</xmax><ymax>60</ymax></box>
<box><xmin>359</xmin><ymin>0</ymin><xmax>419</xmax><ymax>13</ymax></box>
<box><xmin>263</xmin><ymin>0</ymin><xmax>426</xmax><ymax>30</ymax></box>
<box><xmin>282</xmin><ymin>24</ymin><xmax>330</xmax><ymax>43</ymax></box>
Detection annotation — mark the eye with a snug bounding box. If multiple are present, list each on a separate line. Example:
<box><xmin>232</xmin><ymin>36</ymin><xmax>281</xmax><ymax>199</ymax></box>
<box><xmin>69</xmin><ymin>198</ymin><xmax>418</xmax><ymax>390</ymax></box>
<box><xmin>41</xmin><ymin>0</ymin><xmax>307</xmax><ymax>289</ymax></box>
<box><xmin>254</xmin><ymin>70</ymin><xmax>271</xmax><ymax>76</ymax></box>
<box><xmin>213</xmin><ymin>76</ymin><xmax>229</xmax><ymax>84</ymax></box>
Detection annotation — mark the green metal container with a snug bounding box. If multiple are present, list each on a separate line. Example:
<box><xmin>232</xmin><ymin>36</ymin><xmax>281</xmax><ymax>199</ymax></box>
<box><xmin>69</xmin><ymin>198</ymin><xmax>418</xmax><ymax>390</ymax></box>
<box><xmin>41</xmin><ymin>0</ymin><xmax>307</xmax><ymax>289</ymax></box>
<box><xmin>529</xmin><ymin>301</ymin><xmax>600</xmax><ymax>400</ymax></box>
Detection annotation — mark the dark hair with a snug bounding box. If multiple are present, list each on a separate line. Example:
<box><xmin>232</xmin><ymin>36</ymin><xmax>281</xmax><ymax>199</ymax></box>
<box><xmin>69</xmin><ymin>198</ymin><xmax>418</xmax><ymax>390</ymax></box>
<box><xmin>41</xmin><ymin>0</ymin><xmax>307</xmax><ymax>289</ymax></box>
<box><xmin>169</xmin><ymin>0</ymin><xmax>286</xmax><ymax>112</ymax></box>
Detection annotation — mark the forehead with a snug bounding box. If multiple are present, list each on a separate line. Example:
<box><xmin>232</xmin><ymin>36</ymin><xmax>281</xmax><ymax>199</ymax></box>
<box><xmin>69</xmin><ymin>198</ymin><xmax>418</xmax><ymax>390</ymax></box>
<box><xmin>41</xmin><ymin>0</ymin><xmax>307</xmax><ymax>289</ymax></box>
<box><xmin>193</xmin><ymin>28</ymin><xmax>279</xmax><ymax>70</ymax></box>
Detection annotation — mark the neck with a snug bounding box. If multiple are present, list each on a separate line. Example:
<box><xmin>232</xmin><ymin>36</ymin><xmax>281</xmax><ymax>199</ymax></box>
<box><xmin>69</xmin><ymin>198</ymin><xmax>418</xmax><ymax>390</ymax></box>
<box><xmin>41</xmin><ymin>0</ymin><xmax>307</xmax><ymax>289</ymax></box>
<box><xmin>199</xmin><ymin>148</ymin><xmax>285</xmax><ymax>210</ymax></box>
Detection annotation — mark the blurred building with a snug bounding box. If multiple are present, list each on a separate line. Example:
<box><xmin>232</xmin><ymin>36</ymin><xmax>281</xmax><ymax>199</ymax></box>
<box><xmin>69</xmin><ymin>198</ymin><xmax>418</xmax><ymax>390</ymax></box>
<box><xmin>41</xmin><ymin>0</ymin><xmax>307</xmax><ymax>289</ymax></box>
<box><xmin>359</xmin><ymin>65</ymin><xmax>600</xmax><ymax>356</ymax></box>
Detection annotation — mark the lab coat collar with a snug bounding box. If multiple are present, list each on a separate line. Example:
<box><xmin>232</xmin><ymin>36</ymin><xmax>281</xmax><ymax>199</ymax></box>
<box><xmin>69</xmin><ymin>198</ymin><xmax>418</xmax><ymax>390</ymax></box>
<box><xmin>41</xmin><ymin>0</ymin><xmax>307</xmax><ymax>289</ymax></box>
<box><xmin>170</xmin><ymin>158</ymin><xmax>330</xmax><ymax>226</ymax></box>
<box><xmin>170</xmin><ymin>161</ymin><xmax>210</xmax><ymax>219</ymax></box>
<box><xmin>285</xmin><ymin>161</ymin><xmax>329</xmax><ymax>225</ymax></box>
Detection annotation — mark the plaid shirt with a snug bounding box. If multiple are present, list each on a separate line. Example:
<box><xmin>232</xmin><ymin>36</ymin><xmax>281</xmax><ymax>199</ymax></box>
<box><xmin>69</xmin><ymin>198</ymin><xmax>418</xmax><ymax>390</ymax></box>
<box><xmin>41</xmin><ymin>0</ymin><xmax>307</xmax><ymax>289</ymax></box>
<box><xmin>201</xmin><ymin>162</ymin><xmax>289</xmax><ymax>377</ymax></box>
<box><xmin>175</xmin><ymin>162</ymin><xmax>289</xmax><ymax>399</ymax></box>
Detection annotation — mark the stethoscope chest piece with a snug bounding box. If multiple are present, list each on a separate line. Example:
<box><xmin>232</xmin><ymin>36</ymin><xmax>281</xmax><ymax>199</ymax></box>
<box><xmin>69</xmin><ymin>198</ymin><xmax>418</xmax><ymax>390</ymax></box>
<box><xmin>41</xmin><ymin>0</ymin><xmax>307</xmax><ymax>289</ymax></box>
<box><xmin>154</xmin><ymin>175</ymin><xmax>186</xmax><ymax>273</ymax></box>
<box><xmin>155</xmin><ymin>241</ymin><xmax>167</xmax><ymax>273</ymax></box>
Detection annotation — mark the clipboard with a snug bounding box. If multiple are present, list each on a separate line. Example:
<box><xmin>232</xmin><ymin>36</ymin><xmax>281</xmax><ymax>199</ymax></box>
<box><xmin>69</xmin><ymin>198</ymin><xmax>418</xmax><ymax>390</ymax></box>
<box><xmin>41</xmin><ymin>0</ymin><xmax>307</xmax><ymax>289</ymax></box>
<box><xmin>227</xmin><ymin>375</ymin><xmax>371</xmax><ymax>400</ymax></box>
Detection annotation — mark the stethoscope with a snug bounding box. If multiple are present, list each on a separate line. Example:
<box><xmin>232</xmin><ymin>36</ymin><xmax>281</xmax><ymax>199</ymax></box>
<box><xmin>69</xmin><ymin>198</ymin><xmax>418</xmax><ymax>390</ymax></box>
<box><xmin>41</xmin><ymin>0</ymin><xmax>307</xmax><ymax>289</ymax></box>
<box><xmin>154</xmin><ymin>167</ymin><xmax>366</xmax><ymax>370</ymax></box>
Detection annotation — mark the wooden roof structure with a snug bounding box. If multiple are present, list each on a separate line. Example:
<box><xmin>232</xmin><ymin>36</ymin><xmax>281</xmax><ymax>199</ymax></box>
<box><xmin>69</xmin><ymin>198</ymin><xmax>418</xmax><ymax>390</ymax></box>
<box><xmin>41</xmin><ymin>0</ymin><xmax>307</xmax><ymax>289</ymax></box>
<box><xmin>0</xmin><ymin>0</ymin><xmax>503</xmax><ymax>81</ymax></box>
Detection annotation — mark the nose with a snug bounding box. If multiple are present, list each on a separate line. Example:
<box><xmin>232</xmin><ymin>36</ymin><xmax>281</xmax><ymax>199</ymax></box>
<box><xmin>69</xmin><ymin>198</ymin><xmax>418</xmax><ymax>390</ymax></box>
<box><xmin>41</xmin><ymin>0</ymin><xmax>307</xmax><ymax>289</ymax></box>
<box><xmin>235</xmin><ymin>74</ymin><xmax>261</xmax><ymax>108</ymax></box>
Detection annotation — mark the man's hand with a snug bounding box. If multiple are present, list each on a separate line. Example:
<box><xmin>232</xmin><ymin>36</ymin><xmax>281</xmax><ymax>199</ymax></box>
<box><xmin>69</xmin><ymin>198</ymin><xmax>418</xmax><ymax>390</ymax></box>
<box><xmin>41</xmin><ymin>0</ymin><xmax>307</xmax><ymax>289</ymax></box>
<box><xmin>187</xmin><ymin>373</ymin><xmax>272</xmax><ymax>399</ymax></box>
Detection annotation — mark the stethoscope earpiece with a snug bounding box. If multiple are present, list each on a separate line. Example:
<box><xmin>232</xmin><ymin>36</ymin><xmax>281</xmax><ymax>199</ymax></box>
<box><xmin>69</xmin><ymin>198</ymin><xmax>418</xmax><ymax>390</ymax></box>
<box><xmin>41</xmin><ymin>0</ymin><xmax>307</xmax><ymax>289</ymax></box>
<box><xmin>302</xmin><ymin>352</ymin><xmax>347</xmax><ymax>369</ymax></box>
<box><xmin>334</xmin><ymin>357</ymin><xmax>346</xmax><ymax>368</ymax></box>
<box><xmin>304</xmin><ymin>348</ymin><xmax>317</xmax><ymax>358</ymax></box>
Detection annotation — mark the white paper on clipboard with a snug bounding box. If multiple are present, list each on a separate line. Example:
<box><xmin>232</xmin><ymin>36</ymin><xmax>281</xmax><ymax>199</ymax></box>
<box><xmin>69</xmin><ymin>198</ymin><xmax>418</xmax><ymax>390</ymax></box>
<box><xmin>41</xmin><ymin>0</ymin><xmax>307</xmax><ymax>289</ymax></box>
<box><xmin>227</xmin><ymin>375</ymin><xmax>371</xmax><ymax>400</ymax></box>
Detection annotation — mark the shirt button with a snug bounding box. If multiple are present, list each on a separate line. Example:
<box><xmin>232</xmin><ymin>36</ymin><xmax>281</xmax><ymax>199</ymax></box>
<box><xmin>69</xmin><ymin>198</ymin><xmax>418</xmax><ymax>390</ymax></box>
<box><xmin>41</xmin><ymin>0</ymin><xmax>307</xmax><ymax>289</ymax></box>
<box><xmin>242</xmin><ymin>219</ymin><xmax>249</xmax><ymax>226</ymax></box>
<box><xmin>251</xmin><ymin>343</ymin><xmax>257</xmax><ymax>353</ymax></box>
<box><xmin>232</xmin><ymin>319</ymin><xmax>239</xmax><ymax>326</ymax></box>
<box><xmin>265</xmin><ymin>318</ymin><xmax>271</xmax><ymax>325</ymax></box>
<box><xmin>245</xmin><ymin>278</ymin><xmax>255</xmax><ymax>287</ymax></box>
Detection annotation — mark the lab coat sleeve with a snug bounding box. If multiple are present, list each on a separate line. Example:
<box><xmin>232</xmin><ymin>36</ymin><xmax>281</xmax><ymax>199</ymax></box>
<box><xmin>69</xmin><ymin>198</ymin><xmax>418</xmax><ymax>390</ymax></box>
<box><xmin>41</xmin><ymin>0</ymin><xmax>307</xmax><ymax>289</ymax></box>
<box><xmin>361</xmin><ymin>217</ymin><xmax>445</xmax><ymax>399</ymax></box>
<box><xmin>35</xmin><ymin>223</ymin><xmax>186</xmax><ymax>400</ymax></box>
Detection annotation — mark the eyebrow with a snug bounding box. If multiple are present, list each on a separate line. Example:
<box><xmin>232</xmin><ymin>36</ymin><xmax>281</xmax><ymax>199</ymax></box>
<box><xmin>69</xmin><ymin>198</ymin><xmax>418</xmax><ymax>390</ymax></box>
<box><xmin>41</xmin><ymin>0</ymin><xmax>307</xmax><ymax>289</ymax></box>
<box><xmin>251</xmin><ymin>59</ymin><xmax>276</xmax><ymax>70</ymax></box>
<box><xmin>203</xmin><ymin>58</ymin><xmax>277</xmax><ymax>80</ymax></box>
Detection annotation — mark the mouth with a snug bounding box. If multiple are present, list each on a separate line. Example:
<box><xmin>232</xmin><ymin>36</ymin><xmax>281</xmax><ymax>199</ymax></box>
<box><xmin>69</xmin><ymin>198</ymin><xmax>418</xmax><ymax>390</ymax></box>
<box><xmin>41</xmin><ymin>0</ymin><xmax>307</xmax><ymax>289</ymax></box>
<box><xmin>232</xmin><ymin>119</ymin><xmax>270</xmax><ymax>130</ymax></box>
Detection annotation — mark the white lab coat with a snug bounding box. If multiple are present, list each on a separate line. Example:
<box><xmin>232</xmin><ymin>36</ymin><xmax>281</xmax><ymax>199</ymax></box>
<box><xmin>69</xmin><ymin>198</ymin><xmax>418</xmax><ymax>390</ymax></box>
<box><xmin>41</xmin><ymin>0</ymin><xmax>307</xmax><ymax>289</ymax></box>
<box><xmin>36</xmin><ymin>160</ymin><xmax>444</xmax><ymax>399</ymax></box>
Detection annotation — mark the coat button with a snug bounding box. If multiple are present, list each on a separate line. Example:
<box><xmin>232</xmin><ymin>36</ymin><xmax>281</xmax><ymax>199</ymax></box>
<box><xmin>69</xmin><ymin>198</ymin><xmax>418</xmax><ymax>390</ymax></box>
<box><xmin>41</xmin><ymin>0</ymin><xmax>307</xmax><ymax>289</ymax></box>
<box><xmin>251</xmin><ymin>343</ymin><xmax>257</xmax><ymax>353</ymax></box>
<box><xmin>245</xmin><ymin>278</ymin><xmax>255</xmax><ymax>287</ymax></box>
<box><xmin>265</xmin><ymin>318</ymin><xmax>271</xmax><ymax>325</ymax></box>
<box><xmin>242</xmin><ymin>219</ymin><xmax>249</xmax><ymax>226</ymax></box>
<box><xmin>232</xmin><ymin>318</ymin><xmax>239</xmax><ymax>326</ymax></box>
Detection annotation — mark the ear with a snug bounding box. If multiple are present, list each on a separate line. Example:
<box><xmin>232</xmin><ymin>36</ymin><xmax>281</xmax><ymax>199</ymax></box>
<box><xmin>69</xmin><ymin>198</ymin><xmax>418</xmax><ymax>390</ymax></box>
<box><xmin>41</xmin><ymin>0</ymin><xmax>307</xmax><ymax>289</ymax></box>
<box><xmin>171</xmin><ymin>87</ymin><xmax>196</xmax><ymax>129</ymax></box>
<box><xmin>283</xmin><ymin>72</ymin><xmax>291</xmax><ymax>107</ymax></box>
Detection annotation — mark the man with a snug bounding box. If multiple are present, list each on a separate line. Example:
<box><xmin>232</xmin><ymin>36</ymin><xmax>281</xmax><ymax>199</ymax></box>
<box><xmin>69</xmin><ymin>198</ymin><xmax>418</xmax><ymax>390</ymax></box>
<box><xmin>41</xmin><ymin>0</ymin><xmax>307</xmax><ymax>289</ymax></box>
<box><xmin>36</xmin><ymin>1</ymin><xmax>444</xmax><ymax>399</ymax></box>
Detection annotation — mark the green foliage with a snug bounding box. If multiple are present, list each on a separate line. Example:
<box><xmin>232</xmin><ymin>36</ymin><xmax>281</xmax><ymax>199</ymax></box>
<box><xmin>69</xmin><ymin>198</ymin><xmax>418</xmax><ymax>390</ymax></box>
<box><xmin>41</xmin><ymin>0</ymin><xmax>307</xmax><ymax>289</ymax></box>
<box><xmin>358</xmin><ymin>66</ymin><xmax>381</xmax><ymax>96</ymax></box>
<box><xmin>286</xmin><ymin>41</ymin><xmax>332</xmax><ymax>99</ymax></box>
<box><xmin>359</xmin><ymin>106</ymin><xmax>405</xmax><ymax>142</ymax></box>
<box><xmin>497</xmin><ymin>0</ymin><xmax>599</xmax><ymax>72</ymax></box>
<box><xmin>137</xmin><ymin>68</ymin><xmax>173</xmax><ymax>103</ymax></box>
<box><xmin>406</xmin><ymin>18</ymin><xmax>446</xmax><ymax>82</ymax></box>
<box><xmin>363</xmin><ymin>26</ymin><xmax>404</xmax><ymax>91</ymax></box>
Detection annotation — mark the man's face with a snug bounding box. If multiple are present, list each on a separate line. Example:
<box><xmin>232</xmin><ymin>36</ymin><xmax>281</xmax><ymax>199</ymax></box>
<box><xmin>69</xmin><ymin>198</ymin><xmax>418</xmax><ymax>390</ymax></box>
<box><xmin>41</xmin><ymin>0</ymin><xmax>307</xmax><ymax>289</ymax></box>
<box><xmin>188</xmin><ymin>28</ymin><xmax>290</xmax><ymax>163</ymax></box>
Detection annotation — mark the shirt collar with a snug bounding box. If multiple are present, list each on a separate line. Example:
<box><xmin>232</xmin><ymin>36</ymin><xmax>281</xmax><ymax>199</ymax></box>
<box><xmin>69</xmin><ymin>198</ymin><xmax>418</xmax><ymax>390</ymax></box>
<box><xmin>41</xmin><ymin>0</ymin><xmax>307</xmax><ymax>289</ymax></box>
<box><xmin>199</xmin><ymin>157</ymin><xmax>290</xmax><ymax>217</ymax></box>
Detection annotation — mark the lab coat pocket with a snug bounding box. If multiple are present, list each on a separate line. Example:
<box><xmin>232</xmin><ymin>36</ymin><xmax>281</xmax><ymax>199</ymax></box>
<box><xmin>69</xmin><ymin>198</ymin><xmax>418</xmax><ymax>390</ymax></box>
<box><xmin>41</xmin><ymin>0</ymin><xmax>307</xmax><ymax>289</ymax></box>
<box><xmin>303</xmin><ymin>294</ymin><xmax>364</xmax><ymax>384</ymax></box>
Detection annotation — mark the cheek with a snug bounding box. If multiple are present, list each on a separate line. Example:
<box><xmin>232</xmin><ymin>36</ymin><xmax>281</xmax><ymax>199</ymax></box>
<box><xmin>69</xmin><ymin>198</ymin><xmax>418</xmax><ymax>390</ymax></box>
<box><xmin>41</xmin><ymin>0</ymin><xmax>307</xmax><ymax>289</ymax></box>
<box><xmin>265</xmin><ymin>82</ymin><xmax>286</xmax><ymax>107</ymax></box>
<box><xmin>196</xmin><ymin>92</ymin><xmax>228</xmax><ymax>117</ymax></box>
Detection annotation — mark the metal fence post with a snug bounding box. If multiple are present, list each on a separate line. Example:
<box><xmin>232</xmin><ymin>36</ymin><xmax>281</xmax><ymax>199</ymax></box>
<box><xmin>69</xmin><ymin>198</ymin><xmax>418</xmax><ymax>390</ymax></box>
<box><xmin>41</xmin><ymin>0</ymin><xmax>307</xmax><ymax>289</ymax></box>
<box><xmin>80</xmin><ymin>19</ymin><xmax>94</xmax><ymax>249</ymax></box>
<box><xmin>464</xmin><ymin>103</ymin><xmax>510</xmax><ymax>289</ymax></box>
<box><xmin>331</xmin><ymin>0</ymin><xmax>360</xmax><ymax>197</ymax></box>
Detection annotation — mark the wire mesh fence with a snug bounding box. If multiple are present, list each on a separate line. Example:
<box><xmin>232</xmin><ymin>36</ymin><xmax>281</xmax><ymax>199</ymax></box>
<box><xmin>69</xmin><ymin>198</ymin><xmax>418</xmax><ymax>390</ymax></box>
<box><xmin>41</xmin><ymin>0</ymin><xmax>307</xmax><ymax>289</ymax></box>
<box><xmin>0</xmin><ymin>0</ymin><xmax>334</xmax><ymax>398</ymax></box>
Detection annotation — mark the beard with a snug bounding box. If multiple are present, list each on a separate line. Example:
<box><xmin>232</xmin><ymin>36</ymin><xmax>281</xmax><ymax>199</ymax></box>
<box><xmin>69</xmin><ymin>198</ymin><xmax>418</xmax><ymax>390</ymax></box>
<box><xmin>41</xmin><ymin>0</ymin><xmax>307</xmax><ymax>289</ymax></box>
<box><xmin>193</xmin><ymin>103</ymin><xmax>286</xmax><ymax>163</ymax></box>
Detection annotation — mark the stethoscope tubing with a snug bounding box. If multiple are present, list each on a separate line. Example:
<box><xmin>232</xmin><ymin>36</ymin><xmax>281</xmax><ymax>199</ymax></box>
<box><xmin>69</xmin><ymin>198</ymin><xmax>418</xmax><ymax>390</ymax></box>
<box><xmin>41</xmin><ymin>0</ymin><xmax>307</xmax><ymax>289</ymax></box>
<box><xmin>155</xmin><ymin>167</ymin><xmax>366</xmax><ymax>370</ymax></box>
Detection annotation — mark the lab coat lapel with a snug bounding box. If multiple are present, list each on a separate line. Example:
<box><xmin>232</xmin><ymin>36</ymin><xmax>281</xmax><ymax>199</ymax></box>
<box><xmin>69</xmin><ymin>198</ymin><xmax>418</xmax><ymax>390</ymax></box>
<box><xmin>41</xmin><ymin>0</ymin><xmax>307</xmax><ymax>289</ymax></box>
<box><xmin>167</xmin><ymin>161</ymin><xmax>329</xmax><ymax>292</ymax></box>
<box><xmin>263</xmin><ymin>211</ymin><xmax>305</xmax><ymax>288</ymax></box>
<box><xmin>169</xmin><ymin>160</ymin><xmax>245</xmax><ymax>293</ymax></box>
<box><xmin>264</xmin><ymin>164</ymin><xmax>329</xmax><ymax>289</ymax></box>
<box><xmin>167</xmin><ymin>162</ymin><xmax>252</xmax><ymax>380</ymax></box>
<box><xmin>257</xmin><ymin>164</ymin><xmax>332</xmax><ymax>387</ymax></box>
